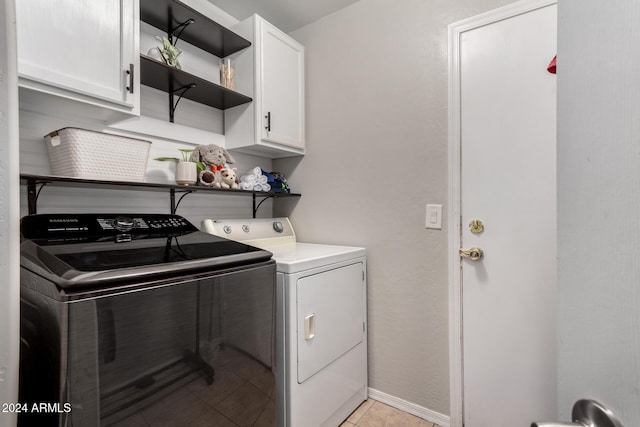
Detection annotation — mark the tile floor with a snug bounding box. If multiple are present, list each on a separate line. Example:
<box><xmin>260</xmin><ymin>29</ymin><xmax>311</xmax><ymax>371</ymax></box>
<box><xmin>111</xmin><ymin>347</ymin><xmax>276</xmax><ymax>426</ymax></box>
<box><xmin>341</xmin><ymin>399</ymin><xmax>442</xmax><ymax>427</ymax></box>
<box><xmin>109</xmin><ymin>346</ymin><xmax>438</xmax><ymax>427</ymax></box>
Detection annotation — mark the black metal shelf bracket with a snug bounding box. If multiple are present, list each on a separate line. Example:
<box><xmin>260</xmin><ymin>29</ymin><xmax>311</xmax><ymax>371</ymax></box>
<box><xmin>174</xmin><ymin>190</ymin><xmax>194</xmax><ymax>214</ymax></box>
<box><xmin>169</xmin><ymin>83</ymin><xmax>196</xmax><ymax>123</ymax></box>
<box><xmin>165</xmin><ymin>10</ymin><xmax>196</xmax><ymax>123</ymax></box>
<box><xmin>253</xmin><ymin>194</ymin><xmax>276</xmax><ymax>218</ymax></box>
<box><xmin>27</xmin><ymin>179</ymin><xmax>48</xmax><ymax>215</ymax></box>
<box><xmin>170</xmin><ymin>18</ymin><xmax>195</xmax><ymax>46</ymax></box>
<box><xmin>170</xmin><ymin>188</ymin><xmax>195</xmax><ymax>214</ymax></box>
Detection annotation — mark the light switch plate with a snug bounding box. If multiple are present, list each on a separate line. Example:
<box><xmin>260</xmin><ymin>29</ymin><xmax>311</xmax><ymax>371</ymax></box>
<box><xmin>426</xmin><ymin>204</ymin><xmax>442</xmax><ymax>229</ymax></box>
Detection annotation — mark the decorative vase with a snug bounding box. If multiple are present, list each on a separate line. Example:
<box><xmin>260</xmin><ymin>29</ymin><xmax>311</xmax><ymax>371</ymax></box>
<box><xmin>220</xmin><ymin>58</ymin><xmax>235</xmax><ymax>90</ymax></box>
<box><xmin>147</xmin><ymin>47</ymin><xmax>163</xmax><ymax>61</ymax></box>
<box><xmin>175</xmin><ymin>161</ymin><xmax>197</xmax><ymax>186</ymax></box>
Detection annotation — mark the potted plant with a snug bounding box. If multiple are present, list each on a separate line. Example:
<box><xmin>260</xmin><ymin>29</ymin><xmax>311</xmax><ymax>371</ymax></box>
<box><xmin>155</xmin><ymin>149</ymin><xmax>204</xmax><ymax>186</ymax></box>
<box><xmin>158</xmin><ymin>36</ymin><xmax>182</xmax><ymax>69</ymax></box>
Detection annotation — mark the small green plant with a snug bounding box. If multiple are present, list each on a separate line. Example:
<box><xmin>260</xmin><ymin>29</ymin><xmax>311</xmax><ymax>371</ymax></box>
<box><xmin>155</xmin><ymin>149</ymin><xmax>205</xmax><ymax>171</ymax></box>
<box><xmin>157</xmin><ymin>36</ymin><xmax>182</xmax><ymax>69</ymax></box>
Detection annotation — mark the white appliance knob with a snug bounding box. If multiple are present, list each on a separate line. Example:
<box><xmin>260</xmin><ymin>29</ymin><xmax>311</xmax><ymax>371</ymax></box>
<box><xmin>273</xmin><ymin>221</ymin><xmax>284</xmax><ymax>233</ymax></box>
<box><xmin>223</xmin><ymin>225</ymin><xmax>232</xmax><ymax>234</ymax></box>
<box><xmin>242</xmin><ymin>225</ymin><xmax>250</xmax><ymax>233</ymax></box>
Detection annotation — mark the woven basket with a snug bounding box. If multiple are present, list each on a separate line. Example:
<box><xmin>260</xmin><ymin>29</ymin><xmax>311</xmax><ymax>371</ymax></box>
<box><xmin>45</xmin><ymin>128</ymin><xmax>151</xmax><ymax>182</ymax></box>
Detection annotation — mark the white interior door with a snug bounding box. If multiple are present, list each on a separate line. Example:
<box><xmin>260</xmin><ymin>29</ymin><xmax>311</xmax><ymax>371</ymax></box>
<box><xmin>450</xmin><ymin>1</ymin><xmax>557</xmax><ymax>425</ymax></box>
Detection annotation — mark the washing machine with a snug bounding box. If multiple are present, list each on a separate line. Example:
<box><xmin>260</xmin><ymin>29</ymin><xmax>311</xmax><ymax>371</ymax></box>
<box><xmin>19</xmin><ymin>213</ymin><xmax>276</xmax><ymax>426</ymax></box>
<box><xmin>203</xmin><ymin>217</ymin><xmax>367</xmax><ymax>427</ymax></box>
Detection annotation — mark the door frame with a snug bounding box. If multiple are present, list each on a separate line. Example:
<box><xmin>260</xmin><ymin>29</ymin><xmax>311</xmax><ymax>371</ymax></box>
<box><xmin>447</xmin><ymin>0</ymin><xmax>557</xmax><ymax>425</ymax></box>
<box><xmin>0</xmin><ymin>0</ymin><xmax>21</xmax><ymax>426</ymax></box>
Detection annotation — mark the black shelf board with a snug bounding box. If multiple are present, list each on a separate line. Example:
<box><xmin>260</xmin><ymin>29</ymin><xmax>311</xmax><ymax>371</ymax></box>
<box><xmin>140</xmin><ymin>0</ymin><xmax>251</xmax><ymax>57</ymax></box>
<box><xmin>21</xmin><ymin>174</ymin><xmax>300</xmax><ymax>198</ymax></box>
<box><xmin>140</xmin><ymin>55</ymin><xmax>252</xmax><ymax>110</ymax></box>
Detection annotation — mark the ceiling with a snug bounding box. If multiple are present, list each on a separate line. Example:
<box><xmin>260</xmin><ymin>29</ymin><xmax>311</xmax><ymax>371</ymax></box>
<box><xmin>207</xmin><ymin>0</ymin><xmax>361</xmax><ymax>33</ymax></box>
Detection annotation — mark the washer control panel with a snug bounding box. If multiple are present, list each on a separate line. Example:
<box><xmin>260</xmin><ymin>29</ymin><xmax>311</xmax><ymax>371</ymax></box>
<box><xmin>21</xmin><ymin>214</ymin><xmax>198</xmax><ymax>239</ymax></box>
<box><xmin>96</xmin><ymin>215</ymin><xmax>192</xmax><ymax>232</ymax></box>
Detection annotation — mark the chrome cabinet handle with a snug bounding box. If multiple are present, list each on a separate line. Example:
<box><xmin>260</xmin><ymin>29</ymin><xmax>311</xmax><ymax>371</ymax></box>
<box><xmin>459</xmin><ymin>247</ymin><xmax>483</xmax><ymax>261</ymax></box>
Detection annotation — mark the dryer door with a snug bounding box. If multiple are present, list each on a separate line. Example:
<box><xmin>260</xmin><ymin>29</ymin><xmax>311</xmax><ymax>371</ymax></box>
<box><xmin>296</xmin><ymin>261</ymin><xmax>365</xmax><ymax>383</ymax></box>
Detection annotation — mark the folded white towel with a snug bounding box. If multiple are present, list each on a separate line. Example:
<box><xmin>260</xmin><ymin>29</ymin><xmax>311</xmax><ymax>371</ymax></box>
<box><xmin>238</xmin><ymin>167</ymin><xmax>270</xmax><ymax>191</ymax></box>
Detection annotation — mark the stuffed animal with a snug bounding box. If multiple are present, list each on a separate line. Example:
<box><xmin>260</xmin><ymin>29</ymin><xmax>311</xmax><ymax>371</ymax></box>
<box><xmin>219</xmin><ymin>167</ymin><xmax>238</xmax><ymax>189</ymax></box>
<box><xmin>190</xmin><ymin>144</ymin><xmax>235</xmax><ymax>187</ymax></box>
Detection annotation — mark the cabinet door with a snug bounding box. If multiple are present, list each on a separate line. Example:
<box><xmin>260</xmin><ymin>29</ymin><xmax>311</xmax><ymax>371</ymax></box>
<box><xmin>259</xmin><ymin>20</ymin><xmax>304</xmax><ymax>150</ymax></box>
<box><xmin>16</xmin><ymin>0</ymin><xmax>138</xmax><ymax>109</ymax></box>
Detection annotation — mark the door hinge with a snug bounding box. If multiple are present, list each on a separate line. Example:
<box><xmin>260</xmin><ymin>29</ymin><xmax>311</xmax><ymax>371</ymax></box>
<box><xmin>363</xmin><ymin>322</ymin><xmax>366</xmax><ymax>332</ymax></box>
<box><xmin>362</xmin><ymin>270</ymin><xmax>365</xmax><ymax>281</ymax></box>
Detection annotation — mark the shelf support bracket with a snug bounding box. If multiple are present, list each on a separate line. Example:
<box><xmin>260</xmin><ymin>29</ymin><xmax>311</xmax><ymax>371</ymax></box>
<box><xmin>174</xmin><ymin>190</ymin><xmax>194</xmax><ymax>214</ymax></box>
<box><xmin>169</xmin><ymin>83</ymin><xmax>196</xmax><ymax>123</ymax></box>
<box><xmin>27</xmin><ymin>179</ymin><xmax>48</xmax><ymax>215</ymax></box>
<box><xmin>170</xmin><ymin>188</ymin><xmax>176</xmax><ymax>214</ymax></box>
<box><xmin>170</xmin><ymin>18</ymin><xmax>195</xmax><ymax>47</ymax></box>
<box><xmin>253</xmin><ymin>194</ymin><xmax>276</xmax><ymax>218</ymax></box>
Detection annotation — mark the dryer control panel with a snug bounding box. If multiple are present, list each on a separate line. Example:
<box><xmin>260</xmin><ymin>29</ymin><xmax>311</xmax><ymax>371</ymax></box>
<box><xmin>202</xmin><ymin>217</ymin><xmax>296</xmax><ymax>244</ymax></box>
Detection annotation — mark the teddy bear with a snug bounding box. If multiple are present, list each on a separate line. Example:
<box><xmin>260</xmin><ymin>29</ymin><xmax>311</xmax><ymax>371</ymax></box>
<box><xmin>189</xmin><ymin>144</ymin><xmax>235</xmax><ymax>187</ymax></box>
<box><xmin>219</xmin><ymin>167</ymin><xmax>238</xmax><ymax>189</ymax></box>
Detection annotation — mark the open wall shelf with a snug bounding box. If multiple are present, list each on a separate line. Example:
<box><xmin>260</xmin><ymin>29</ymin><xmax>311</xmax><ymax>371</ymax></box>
<box><xmin>140</xmin><ymin>0</ymin><xmax>251</xmax><ymax>57</ymax></box>
<box><xmin>21</xmin><ymin>174</ymin><xmax>301</xmax><ymax>218</ymax></box>
<box><xmin>139</xmin><ymin>0</ymin><xmax>253</xmax><ymax>120</ymax></box>
<box><xmin>140</xmin><ymin>55</ymin><xmax>252</xmax><ymax>110</ymax></box>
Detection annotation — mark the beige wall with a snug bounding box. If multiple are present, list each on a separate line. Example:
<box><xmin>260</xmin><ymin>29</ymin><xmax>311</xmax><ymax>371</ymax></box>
<box><xmin>274</xmin><ymin>0</ymin><xmax>515</xmax><ymax>415</ymax></box>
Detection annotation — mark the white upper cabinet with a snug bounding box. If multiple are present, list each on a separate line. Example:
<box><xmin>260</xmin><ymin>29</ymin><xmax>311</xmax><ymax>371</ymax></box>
<box><xmin>260</xmin><ymin>20</ymin><xmax>305</xmax><ymax>150</ymax></box>
<box><xmin>16</xmin><ymin>0</ymin><xmax>140</xmax><ymax>118</ymax></box>
<box><xmin>225</xmin><ymin>15</ymin><xmax>305</xmax><ymax>158</ymax></box>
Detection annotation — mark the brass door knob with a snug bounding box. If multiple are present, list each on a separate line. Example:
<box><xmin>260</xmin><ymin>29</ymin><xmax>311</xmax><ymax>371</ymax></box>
<box><xmin>459</xmin><ymin>247</ymin><xmax>484</xmax><ymax>261</ymax></box>
<box><xmin>469</xmin><ymin>219</ymin><xmax>484</xmax><ymax>233</ymax></box>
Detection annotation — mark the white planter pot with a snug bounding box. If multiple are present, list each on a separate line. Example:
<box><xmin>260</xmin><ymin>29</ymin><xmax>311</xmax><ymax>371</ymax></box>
<box><xmin>175</xmin><ymin>161</ymin><xmax>197</xmax><ymax>185</ymax></box>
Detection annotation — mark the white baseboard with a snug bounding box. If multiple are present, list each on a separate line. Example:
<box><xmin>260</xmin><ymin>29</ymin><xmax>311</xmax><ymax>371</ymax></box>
<box><xmin>367</xmin><ymin>388</ymin><xmax>450</xmax><ymax>427</ymax></box>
